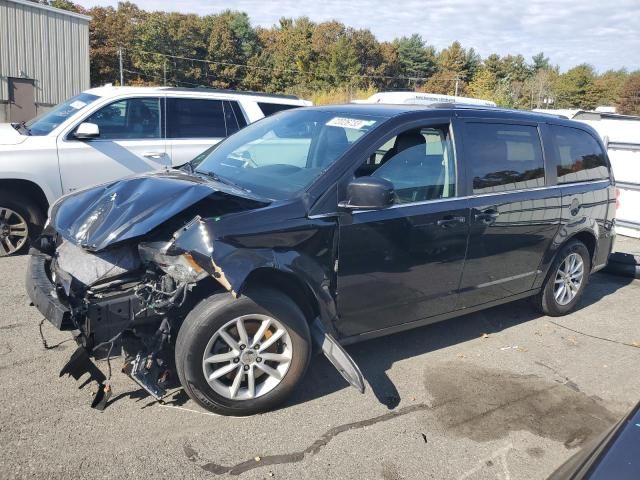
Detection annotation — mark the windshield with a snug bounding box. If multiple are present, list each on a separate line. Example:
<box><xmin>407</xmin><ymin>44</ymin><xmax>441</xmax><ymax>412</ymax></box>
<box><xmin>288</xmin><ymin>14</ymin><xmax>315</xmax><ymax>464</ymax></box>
<box><xmin>194</xmin><ymin>109</ymin><xmax>383</xmax><ymax>200</ymax></box>
<box><xmin>26</xmin><ymin>93</ymin><xmax>100</xmax><ymax>136</ymax></box>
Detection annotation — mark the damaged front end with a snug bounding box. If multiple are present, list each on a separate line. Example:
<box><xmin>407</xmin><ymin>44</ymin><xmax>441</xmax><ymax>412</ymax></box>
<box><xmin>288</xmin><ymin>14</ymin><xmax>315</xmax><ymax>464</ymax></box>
<box><xmin>28</xmin><ymin>233</ymin><xmax>202</xmax><ymax>408</ymax></box>
<box><xmin>27</xmin><ymin>171</ymin><xmax>267</xmax><ymax>408</ymax></box>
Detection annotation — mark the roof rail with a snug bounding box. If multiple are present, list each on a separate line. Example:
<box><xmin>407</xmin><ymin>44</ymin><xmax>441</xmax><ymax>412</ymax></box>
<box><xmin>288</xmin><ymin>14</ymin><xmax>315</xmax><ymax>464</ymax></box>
<box><xmin>161</xmin><ymin>87</ymin><xmax>300</xmax><ymax>100</ymax></box>
<box><xmin>426</xmin><ymin>102</ymin><xmax>496</xmax><ymax>110</ymax></box>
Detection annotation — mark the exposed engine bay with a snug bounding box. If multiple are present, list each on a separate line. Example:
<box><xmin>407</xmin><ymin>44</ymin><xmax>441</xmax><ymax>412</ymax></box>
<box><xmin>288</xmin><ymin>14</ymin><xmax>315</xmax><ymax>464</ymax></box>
<box><xmin>41</xmin><ymin>226</ymin><xmax>217</xmax><ymax>409</ymax></box>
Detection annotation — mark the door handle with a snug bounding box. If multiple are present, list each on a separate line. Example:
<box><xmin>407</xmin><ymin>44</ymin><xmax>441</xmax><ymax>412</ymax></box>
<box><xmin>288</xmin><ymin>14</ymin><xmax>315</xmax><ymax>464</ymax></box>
<box><xmin>142</xmin><ymin>151</ymin><xmax>165</xmax><ymax>159</ymax></box>
<box><xmin>474</xmin><ymin>209</ymin><xmax>500</xmax><ymax>224</ymax></box>
<box><xmin>436</xmin><ymin>215</ymin><xmax>466</xmax><ymax>228</ymax></box>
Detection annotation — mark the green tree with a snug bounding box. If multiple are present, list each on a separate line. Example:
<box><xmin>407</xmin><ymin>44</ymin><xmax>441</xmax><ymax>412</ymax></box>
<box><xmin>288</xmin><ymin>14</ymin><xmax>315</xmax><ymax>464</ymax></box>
<box><xmin>531</xmin><ymin>52</ymin><xmax>550</xmax><ymax>72</ymax></box>
<box><xmin>467</xmin><ymin>67</ymin><xmax>498</xmax><ymax>101</ymax></box>
<box><xmin>554</xmin><ymin>64</ymin><xmax>597</xmax><ymax>108</ymax></box>
<box><xmin>393</xmin><ymin>34</ymin><xmax>436</xmax><ymax>82</ymax></box>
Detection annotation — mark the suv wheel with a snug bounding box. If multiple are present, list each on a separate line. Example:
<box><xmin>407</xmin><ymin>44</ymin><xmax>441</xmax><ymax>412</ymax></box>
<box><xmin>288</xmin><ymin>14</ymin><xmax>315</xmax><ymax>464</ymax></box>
<box><xmin>536</xmin><ymin>239</ymin><xmax>591</xmax><ymax>316</ymax></box>
<box><xmin>175</xmin><ymin>288</ymin><xmax>311</xmax><ymax>415</ymax></box>
<box><xmin>0</xmin><ymin>192</ymin><xmax>44</xmax><ymax>257</ymax></box>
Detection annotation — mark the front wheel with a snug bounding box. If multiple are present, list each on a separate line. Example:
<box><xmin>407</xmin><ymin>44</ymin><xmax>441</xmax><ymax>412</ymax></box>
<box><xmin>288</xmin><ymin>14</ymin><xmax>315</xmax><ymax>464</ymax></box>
<box><xmin>175</xmin><ymin>288</ymin><xmax>311</xmax><ymax>415</ymax></box>
<box><xmin>0</xmin><ymin>192</ymin><xmax>44</xmax><ymax>257</ymax></box>
<box><xmin>536</xmin><ymin>239</ymin><xmax>591</xmax><ymax>316</ymax></box>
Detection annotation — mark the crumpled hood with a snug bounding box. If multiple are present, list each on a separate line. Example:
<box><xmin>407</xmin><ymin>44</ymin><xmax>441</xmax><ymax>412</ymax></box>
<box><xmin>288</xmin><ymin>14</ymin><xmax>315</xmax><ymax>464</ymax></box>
<box><xmin>51</xmin><ymin>169</ymin><xmax>264</xmax><ymax>251</ymax></box>
<box><xmin>0</xmin><ymin>123</ymin><xmax>29</xmax><ymax>145</ymax></box>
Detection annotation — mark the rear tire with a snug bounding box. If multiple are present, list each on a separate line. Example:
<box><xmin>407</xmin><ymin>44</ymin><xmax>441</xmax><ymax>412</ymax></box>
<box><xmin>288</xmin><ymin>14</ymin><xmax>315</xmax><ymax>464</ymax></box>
<box><xmin>175</xmin><ymin>288</ymin><xmax>311</xmax><ymax>416</ymax></box>
<box><xmin>536</xmin><ymin>239</ymin><xmax>591</xmax><ymax>316</ymax></box>
<box><xmin>0</xmin><ymin>192</ymin><xmax>44</xmax><ymax>257</ymax></box>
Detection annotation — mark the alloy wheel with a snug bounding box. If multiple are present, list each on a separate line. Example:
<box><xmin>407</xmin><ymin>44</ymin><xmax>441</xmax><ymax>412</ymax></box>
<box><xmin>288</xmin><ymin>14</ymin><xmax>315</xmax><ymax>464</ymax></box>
<box><xmin>553</xmin><ymin>252</ymin><xmax>584</xmax><ymax>306</ymax></box>
<box><xmin>202</xmin><ymin>314</ymin><xmax>293</xmax><ymax>401</ymax></box>
<box><xmin>0</xmin><ymin>207</ymin><xmax>28</xmax><ymax>256</ymax></box>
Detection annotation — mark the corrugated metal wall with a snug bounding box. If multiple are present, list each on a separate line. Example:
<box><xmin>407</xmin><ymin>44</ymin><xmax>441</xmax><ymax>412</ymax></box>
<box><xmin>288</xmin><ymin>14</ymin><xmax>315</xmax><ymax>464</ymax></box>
<box><xmin>0</xmin><ymin>0</ymin><xmax>90</xmax><ymax>107</ymax></box>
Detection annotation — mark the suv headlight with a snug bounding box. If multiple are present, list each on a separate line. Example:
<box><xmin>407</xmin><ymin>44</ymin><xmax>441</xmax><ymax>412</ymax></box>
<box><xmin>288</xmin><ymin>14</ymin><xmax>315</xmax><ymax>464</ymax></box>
<box><xmin>139</xmin><ymin>241</ymin><xmax>207</xmax><ymax>283</ymax></box>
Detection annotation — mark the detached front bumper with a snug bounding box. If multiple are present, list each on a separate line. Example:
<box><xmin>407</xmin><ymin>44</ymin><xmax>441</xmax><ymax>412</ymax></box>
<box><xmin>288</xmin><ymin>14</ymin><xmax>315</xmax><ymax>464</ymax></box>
<box><xmin>25</xmin><ymin>253</ymin><xmax>74</xmax><ymax>330</ymax></box>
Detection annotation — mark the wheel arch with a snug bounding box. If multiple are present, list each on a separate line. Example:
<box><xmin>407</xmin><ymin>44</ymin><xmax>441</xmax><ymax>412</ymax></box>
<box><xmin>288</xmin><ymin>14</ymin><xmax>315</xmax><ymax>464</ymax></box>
<box><xmin>240</xmin><ymin>267</ymin><xmax>321</xmax><ymax>326</ymax></box>
<box><xmin>535</xmin><ymin>228</ymin><xmax>598</xmax><ymax>289</ymax></box>
<box><xmin>0</xmin><ymin>179</ymin><xmax>49</xmax><ymax>215</ymax></box>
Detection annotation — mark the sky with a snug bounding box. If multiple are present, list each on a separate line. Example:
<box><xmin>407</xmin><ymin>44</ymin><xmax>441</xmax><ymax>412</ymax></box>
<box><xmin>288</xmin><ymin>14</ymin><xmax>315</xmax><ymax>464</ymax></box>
<box><xmin>76</xmin><ymin>0</ymin><xmax>640</xmax><ymax>72</ymax></box>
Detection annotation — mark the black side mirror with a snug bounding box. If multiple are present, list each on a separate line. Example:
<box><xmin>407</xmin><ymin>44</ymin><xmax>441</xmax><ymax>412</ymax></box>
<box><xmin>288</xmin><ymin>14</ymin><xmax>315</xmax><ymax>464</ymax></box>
<box><xmin>339</xmin><ymin>176</ymin><xmax>395</xmax><ymax>210</ymax></box>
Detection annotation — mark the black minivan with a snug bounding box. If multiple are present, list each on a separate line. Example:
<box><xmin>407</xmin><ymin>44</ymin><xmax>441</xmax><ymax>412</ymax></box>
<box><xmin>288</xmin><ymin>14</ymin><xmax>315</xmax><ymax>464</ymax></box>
<box><xmin>27</xmin><ymin>104</ymin><xmax>616</xmax><ymax>415</ymax></box>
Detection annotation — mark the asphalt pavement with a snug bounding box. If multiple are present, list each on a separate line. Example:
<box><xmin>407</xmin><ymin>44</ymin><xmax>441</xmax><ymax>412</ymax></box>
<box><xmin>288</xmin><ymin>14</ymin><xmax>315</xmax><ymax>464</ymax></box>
<box><xmin>1</xmin><ymin>248</ymin><xmax>639</xmax><ymax>480</ymax></box>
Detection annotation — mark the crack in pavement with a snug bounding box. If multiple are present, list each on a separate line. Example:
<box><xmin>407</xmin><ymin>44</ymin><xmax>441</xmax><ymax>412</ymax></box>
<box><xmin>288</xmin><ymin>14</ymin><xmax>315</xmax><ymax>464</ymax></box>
<box><xmin>187</xmin><ymin>403</ymin><xmax>433</xmax><ymax>476</ymax></box>
<box><xmin>184</xmin><ymin>363</ymin><xmax>618</xmax><ymax>476</ymax></box>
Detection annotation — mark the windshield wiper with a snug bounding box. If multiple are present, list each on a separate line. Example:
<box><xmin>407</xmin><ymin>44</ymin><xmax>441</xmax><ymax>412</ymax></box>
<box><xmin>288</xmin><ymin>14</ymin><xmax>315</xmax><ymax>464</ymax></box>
<box><xmin>199</xmin><ymin>170</ymin><xmax>252</xmax><ymax>194</ymax></box>
<box><xmin>10</xmin><ymin>122</ymin><xmax>31</xmax><ymax>135</ymax></box>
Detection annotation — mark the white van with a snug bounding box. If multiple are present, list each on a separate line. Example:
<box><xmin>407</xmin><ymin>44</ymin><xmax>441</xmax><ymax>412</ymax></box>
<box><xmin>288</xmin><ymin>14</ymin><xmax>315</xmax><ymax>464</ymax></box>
<box><xmin>353</xmin><ymin>91</ymin><xmax>497</xmax><ymax>107</ymax></box>
<box><xmin>0</xmin><ymin>86</ymin><xmax>311</xmax><ymax>255</ymax></box>
<box><xmin>535</xmin><ymin>109</ymin><xmax>640</xmax><ymax>238</ymax></box>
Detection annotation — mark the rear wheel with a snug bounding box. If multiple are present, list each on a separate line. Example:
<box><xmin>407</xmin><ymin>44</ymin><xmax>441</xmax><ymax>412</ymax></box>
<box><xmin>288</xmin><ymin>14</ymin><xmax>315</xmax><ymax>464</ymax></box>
<box><xmin>536</xmin><ymin>239</ymin><xmax>591</xmax><ymax>316</ymax></box>
<box><xmin>0</xmin><ymin>192</ymin><xmax>44</xmax><ymax>257</ymax></box>
<box><xmin>175</xmin><ymin>288</ymin><xmax>311</xmax><ymax>415</ymax></box>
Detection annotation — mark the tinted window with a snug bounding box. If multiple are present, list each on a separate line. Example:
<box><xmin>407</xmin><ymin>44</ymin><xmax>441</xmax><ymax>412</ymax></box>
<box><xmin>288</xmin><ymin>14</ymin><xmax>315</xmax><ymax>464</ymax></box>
<box><xmin>466</xmin><ymin>123</ymin><xmax>544</xmax><ymax>194</ymax></box>
<box><xmin>356</xmin><ymin>126</ymin><xmax>456</xmax><ymax>204</ymax></box>
<box><xmin>223</xmin><ymin>101</ymin><xmax>241</xmax><ymax>135</ymax></box>
<box><xmin>550</xmin><ymin>125</ymin><xmax>608</xmax><ymax>183</ymax></box>
<box><xmin>166</xmin><ymin>98</ymin><xmax>226</xmax><ymax>138</ymax></box>
<box><xmin>258</xmin><ymin>102</ymin><xmax>299</xmax><ymax>117</ymax></box>
<box><xmin>230</xmin><ymin>101</ymin><xmax>247</xmax><ymax>128</ymax></box>
<box><xmin>83</xmin><ymin>97</ymin><xmax>161</xmax><ymax>140</ymax></box>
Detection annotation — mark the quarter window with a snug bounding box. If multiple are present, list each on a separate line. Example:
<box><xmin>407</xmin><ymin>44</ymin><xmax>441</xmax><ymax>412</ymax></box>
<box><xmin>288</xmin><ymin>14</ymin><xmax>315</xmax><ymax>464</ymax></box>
<box><xmin>550</xmin><ymin>125</ymin><xmax>608</xmax><ymax>183</ymax></box>
<box><xmin>166</xmin><ymin>98</ymin><xmax>227</xmax><ymax>138</ymax></box>
<box><xmin>465</xmin><ymin>123</ymin><xmax>544</xmax><ymax>194</ymax></box>
<box><xmin>257</xmin><ymin>102</ymin><xmax>300</xmax><ymax>117</ymax></box>
<box><xmin>83</xmin><ymin>97</ymin><xmax>161</xmax><ymax>140</ymax></box>
<box><xmin>356</xmin><ymin>126</ymin><xmax>456</xmax><ymax>204</ymax></box>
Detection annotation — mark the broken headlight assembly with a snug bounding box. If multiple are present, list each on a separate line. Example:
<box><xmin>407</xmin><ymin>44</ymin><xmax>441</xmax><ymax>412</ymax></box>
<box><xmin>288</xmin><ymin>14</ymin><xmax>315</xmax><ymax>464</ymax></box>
<box><xmin>138</xmin><ymin>241</ymin><xmax>208</xmax><ymax>284</ymax></box>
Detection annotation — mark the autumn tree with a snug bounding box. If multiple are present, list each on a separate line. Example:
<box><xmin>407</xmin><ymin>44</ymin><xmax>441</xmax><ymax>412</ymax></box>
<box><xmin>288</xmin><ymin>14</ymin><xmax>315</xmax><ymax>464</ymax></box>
<box><xmin>617</xmin><ymin>72</ymin><xmax>640</xmax><ymax>114</ymax></box>
<box><xmin>206</xmin><ymin>11</ymin><xmax>258</xmax><ymax>88</ymax></box>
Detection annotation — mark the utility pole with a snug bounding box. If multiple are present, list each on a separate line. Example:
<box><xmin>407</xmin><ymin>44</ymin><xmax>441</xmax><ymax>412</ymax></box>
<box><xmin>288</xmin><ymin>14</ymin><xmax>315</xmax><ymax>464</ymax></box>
<box><xmin>454</xmin><ymin>75</ymin><xmax>459</xmax><ymax>97</ymax></box>
<box><xmin>163</xmin><ymin>61</ymin><xmax>167</xmax><ymax>86</ymax></box>
<box><xmin>118</xmin><ymin>47</ymin><xmax>124</xmax><ymax>86</ymax></box>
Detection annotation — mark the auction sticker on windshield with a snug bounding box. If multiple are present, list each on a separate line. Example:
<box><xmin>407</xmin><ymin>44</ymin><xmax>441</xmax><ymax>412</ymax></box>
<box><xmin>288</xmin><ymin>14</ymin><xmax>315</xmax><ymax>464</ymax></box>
<box><xmin>326</xmin><ymin>117</ymin><xmax>377</xmax><ymax>129</ymax></box>
<box><xmin>70</xmin><ymin>100</ymin><xmax>87</xmax><ymax>110</ymax></box>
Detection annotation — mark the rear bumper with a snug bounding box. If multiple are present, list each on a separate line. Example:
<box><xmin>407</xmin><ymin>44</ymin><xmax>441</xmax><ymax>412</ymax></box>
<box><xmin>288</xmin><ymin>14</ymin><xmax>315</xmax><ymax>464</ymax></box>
<box><xmin>25</xmin><ymin>254</ymin><xmax>74</xmax><ymax>330</ymax></box>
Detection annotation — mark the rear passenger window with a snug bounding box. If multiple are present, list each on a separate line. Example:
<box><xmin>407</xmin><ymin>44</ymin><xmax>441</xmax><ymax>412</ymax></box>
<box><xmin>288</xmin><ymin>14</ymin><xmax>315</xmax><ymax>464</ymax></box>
<box><xmin>258</xmin><ymin>103</ymin><xmax>299</xmax><ymax>117</ymax></box>
<box><xmin>466</xmin><ymin>123</ymin><xmax>545</xmax><ymax>194</ymax></box>
<box><xmin>166</xmin><ymin>98</ymin><xmax>226</xmax><ymax>138</ymax></box>
<box><xmin>550</xmin><ymin>125</ymin><xmax>608</xmax><ymax>183</ymax></box>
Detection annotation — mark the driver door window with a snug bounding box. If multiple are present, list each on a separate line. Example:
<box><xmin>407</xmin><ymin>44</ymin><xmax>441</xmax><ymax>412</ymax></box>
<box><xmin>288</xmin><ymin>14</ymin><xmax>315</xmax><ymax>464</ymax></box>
<box><xmin>83</xmin><ymin>97</ymin><xmax>161</xmax><ymax>140</ymax></box>
<box><xmin>356</xmin><ymin>126</ymin><xmax>456</xmax><ymax>204</ymax></box>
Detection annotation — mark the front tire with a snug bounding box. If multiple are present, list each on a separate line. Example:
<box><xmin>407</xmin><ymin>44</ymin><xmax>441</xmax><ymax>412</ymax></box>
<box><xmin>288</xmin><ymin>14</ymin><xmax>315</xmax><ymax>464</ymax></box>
<box><xmin>536</xmin><ymin>239</ymin><xmax>591</xmax><ymax>316</ymax></box>
<box><xmin>0</xmin><ymin>192</ymin><xmax>44</xmax><ymax>257</ymax></box>
<box><xmin>175</xmin><ymin>288</ymin><xmax>311</xmax><ymax>415</ymax></box>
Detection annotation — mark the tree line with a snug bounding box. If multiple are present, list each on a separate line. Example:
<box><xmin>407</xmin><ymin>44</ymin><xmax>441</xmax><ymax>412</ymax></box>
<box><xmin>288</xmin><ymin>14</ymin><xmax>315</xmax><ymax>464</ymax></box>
<box><xmin>42</xmin><ymin>1</ymin><xmax>640</xmax><ymax>113</ymax></box>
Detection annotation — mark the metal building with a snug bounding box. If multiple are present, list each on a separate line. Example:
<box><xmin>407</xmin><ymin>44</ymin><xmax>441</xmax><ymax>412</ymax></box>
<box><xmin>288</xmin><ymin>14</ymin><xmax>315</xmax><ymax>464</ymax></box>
<box><xmin>0</xmin><ymin>0</ymin><xmax>90</xmax><ymax>123</ymax></box>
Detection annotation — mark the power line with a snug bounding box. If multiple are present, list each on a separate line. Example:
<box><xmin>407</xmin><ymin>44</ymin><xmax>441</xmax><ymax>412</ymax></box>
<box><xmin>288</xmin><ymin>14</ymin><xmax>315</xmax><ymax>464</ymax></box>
<box><xmin>134</xmin><ymin>49</ymin><xmax>431</xmax><ymax>83</ymax></box>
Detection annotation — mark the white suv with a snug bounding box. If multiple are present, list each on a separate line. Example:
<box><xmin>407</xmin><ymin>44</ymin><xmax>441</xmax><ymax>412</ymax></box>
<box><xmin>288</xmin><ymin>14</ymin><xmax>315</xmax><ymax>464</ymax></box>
<box><xmin>0</xmin><ymin>86</ymin><xmax>311</xmax><ymax>256</ymax></box>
